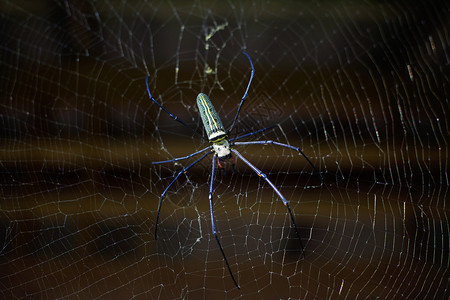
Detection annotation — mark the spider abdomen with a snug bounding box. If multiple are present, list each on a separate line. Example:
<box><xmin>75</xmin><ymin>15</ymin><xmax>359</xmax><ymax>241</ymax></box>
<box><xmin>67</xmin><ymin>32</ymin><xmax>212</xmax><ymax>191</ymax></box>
<box><xmin>196</xmin><ymin>93</ymin><xmax>226</xmax><ymax>142</ymax></box>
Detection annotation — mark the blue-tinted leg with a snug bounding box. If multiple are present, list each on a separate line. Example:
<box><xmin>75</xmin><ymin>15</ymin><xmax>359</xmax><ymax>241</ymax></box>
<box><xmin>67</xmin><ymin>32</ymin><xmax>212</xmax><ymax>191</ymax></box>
<box><xmin>152</xmin><ymin>146</ymin><xmax>211</xmax><ymax>165</ymax></box>
<box><xmin>233</xmin><ymin>140</ymin><xmax>320</xmax><ymax>176</ymax></box>
<box><xmin>231</xmin><ymin>149</ymin><xmax>305</xmax><ymax>257</ymax></box>
<box><xmin>146</xmin><ymin>76</ymin><xmax>206</xmax><ymax>141</ymax></box>
<box><xmin>230</xmin><ymin>124</ymin><xmax>278</xmax><ymax>142</ymax></box>
<box><xmin>209</xmin><ymin>155</ymin><xmax>240</xmax><ymax>289</ymax></box>
<box><xmin>228</xmin><ymin>52</ymin><xmax>255</xmax><ymax>134</ymax></box>
<box><xmin>154</xmin><ymin>151</ymin><xmax>212</xmax><ymax>239</ymax></box>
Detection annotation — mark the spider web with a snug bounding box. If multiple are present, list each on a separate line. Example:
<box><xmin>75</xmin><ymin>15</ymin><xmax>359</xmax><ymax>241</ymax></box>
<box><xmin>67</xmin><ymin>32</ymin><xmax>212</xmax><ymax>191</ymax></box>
<box><xmin>1</xmin><ymin>0</ymin><xmax>449</xmax><ymax>298</ymax></box>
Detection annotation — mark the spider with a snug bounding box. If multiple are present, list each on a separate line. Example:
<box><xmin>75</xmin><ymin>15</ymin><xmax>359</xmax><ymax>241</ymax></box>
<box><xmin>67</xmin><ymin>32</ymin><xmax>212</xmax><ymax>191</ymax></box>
<box><xmin>146</xmin><ymin>52</ymin><xmax>318</xmax><ymax>289</ymax></box>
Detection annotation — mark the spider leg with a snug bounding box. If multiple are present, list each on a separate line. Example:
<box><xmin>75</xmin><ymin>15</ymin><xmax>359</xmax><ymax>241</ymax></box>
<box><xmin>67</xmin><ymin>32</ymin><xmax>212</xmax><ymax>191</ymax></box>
<box><xmin>227</xmin><ymin>52</ymin><xmax>255</xmax><ymax>134</ymax></box>
<box><xmin>154</xmin><ymin>151</ymin><xmax>212</xmax><ymax>239</ymax></box>
<box><xmin>230</xmin><ymin>124</ymin><xmax>278</xmax><ymax>142</ymax></box>
<box><xmin>231</xmin><ymin>149</ymin><xmax>305</xmax><ymax>257</ymax></box>
<box><xmin>146</xmin><ymin>76</ymin><xmax>207</xmax><ymax>141</ymax></box>
<box><xmin>230</xmin><ymin>155</ymin><xmax>236</xmax><ymax>173</ymax></box>
<box><xmin>233</xmin><ymin>140</ymin><xmax>320</xmax><ymax>177</ymax></box>
<box><xmin>152</xmin><ymin>146</ymin><xmax>210</xmax><ymax>165</ymax></box>
<box><xmin>217</xmin><ymin>157</ymin><xmax>227</xmax><ymax>176</ymax></box>
<box><xmin>209</xmin><ymin>155</ymin><xmax>240</xmax><ymax>289</ymax></box>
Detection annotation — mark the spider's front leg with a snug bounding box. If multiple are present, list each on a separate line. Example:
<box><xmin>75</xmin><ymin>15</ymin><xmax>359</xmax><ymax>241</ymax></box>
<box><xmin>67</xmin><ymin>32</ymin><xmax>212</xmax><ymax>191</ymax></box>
<box><xmin>154</xmin><ymin>151</ymin><xmax>212</xmax><ymax>239</ymax></box>
<box><xmin>217</xmin><ymin>154</ymin><xmax>236</xmax><ymax>176</ymax></box>
<box><xmin>217</xmin><ymin>157</ymin><xmax>227</xmax><ymax>176</ymax></box>
<box><xmin>209</xmin><ymin>155</ymin><xmax>240</xmax><ymax>289</ymax></box>
<box><xmin>231</xmin><ymin>149</ymin><xmax>306</xmax><ymax>257</ymax></box>
<box><xmin>230</xmin><ymin>155</ymin><xmax>236</xmax><ymax>173</ymax></box>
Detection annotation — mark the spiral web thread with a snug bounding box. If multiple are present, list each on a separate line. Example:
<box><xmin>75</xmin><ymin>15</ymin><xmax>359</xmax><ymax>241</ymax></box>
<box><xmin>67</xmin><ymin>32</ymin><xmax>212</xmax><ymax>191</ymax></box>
<box><xmin>0</xmin><ymin>1</ymin><xmax>448</xmax><ymax>298</ymax></box>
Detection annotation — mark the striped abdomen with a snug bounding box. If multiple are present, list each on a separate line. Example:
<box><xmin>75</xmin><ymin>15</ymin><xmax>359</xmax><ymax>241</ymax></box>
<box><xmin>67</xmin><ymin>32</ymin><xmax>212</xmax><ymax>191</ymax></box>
<box><xmin>196</xmin><ymin>93</ymin><xmax>226</xmax><ymax>142</ymax></box>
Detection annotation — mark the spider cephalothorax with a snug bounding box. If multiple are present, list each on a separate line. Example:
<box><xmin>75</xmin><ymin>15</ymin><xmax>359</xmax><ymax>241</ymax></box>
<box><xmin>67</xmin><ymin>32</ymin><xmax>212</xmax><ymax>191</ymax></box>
<box><xmin>210</xmin><ymin>136</ymin><xmax>232</xmax><ymax>159</ymax></box>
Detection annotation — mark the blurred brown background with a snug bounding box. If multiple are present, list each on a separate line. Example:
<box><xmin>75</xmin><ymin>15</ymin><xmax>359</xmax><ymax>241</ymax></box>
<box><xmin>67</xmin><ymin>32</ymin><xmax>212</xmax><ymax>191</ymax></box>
<box><xmin>0</xmin><ymin>0</ymin><xmax>448</xmax><ymax>299</ymax></box>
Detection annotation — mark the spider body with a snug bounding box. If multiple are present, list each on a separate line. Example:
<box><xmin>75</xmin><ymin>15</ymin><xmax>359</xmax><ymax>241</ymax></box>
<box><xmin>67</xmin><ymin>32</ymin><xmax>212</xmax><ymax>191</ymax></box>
<box><xmin>196</xmin><ymin>93</ymin><xmax>232</xmax><ymax>160</ymax></box>
<box><xmin>146</xmin><ymin>52</ymin><xmax>318</xmax><ymax>289</ymax></box>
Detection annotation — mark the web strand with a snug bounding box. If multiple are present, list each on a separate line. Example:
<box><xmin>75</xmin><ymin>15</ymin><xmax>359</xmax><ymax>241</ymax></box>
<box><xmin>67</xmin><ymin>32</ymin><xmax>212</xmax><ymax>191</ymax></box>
<box><xmin>0</xmin><ymin>0</ymin><xmax>448</xmax><ymax>299</ymax></box>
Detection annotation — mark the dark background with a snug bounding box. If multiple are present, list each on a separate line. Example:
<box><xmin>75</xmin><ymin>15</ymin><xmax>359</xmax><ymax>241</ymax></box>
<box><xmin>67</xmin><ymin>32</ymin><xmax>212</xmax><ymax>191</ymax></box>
<box><xmin>0</xmin><ymin>0</ymin><xmax>448</xmax><ymax>299</ymax></box>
